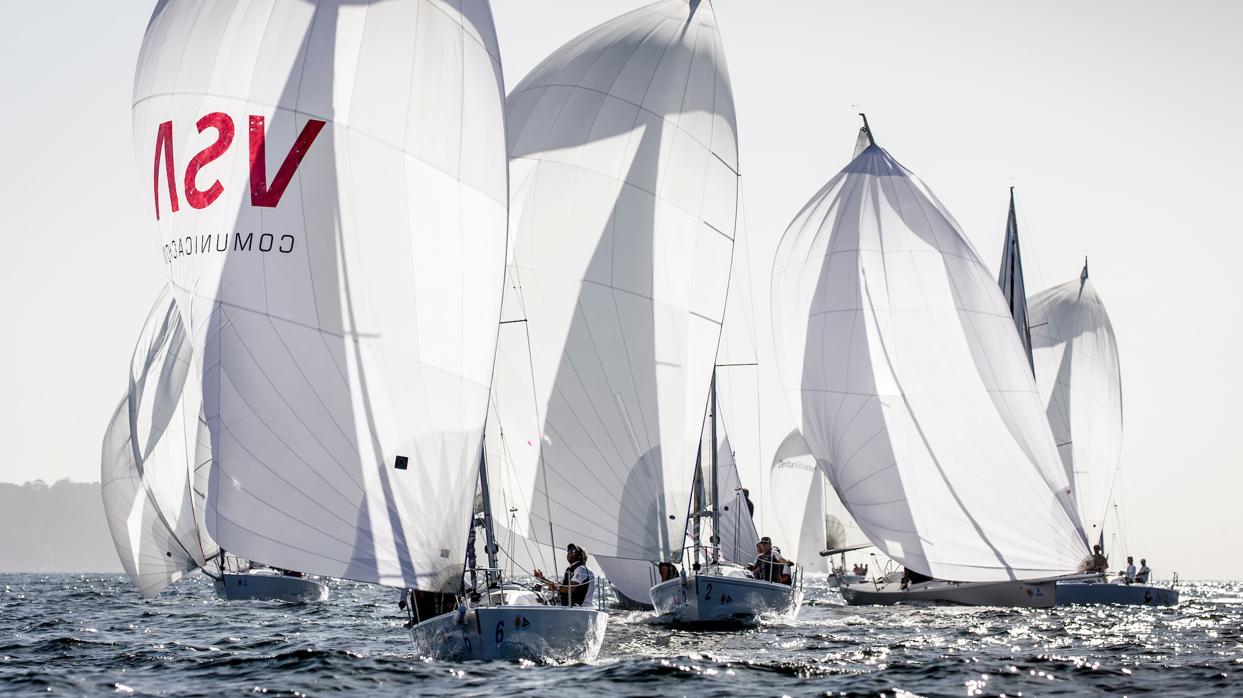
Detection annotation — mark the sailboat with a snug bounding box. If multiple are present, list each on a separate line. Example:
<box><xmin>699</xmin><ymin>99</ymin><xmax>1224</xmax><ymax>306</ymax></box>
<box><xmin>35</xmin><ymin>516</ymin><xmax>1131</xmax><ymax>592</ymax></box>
<box><xmin>102</xmin><ymin>286</ymin><xmax>327</xmax><ymax>602</ymax></box>
<box><xmin>407</xmin><ymin>448</ymin><xmax>608</xmax><ymax>661</ymax></box>
<box><xmin>996</xmin><ymin>193</ymin><xmax>1177</xmax><ymax>606</ymax></box>
<box><xmin>129</xmin><ymin>0</ymin><xmax>576</xmax><ymax>654</ymax></box>
<box><xmin>768</xmin><ymin>429</ymin><xmax>870</xmax><ymax>583</ymax></box>
<box><xmin>649</xmin><ymin>371</ymin><xmax>804</xmax><ymax>624</ymax></box>
<box><xmin>486</xmin><ymin>0</ymin><xmax>743</xmax><ymax>625</ymax></box>
<box><xmin>101</xmin><ymin>285</ymin><xmax>219</xmax><ymax>599</ymax></box>
<box><xmin>770</xmin><ymin>118</ymin><xmax>1090</xmax><ymax>607</ymax></box>
<box><xmin>1026</xmin><ymin>262</ymin><xmax>1179</xmax><ymax>606</ymax></box>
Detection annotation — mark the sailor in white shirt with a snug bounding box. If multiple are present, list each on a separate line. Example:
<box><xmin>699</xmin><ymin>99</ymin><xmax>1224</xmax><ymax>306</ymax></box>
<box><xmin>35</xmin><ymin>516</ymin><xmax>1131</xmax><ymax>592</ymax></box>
<box><xmin>533</xmin><ymin>543</ymin><xmax>596</xmax><ymax>607</ymax></box>
<box><xmin>1123</xmin><ymin>556</ymin><xmax>1137</xmax><ymax>584</ymax></box>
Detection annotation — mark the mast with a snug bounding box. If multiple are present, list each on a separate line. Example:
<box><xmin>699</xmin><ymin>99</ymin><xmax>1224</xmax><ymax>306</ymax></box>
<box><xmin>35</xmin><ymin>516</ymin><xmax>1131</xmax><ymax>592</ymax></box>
<box><xmin>859</xmin><ymin>113</ymin><xmax>875</xmax><ymax>145</ymax></box>
<box><xmin>691</xmin><ymin>447</ymin><xmax>703</xmax><ymax>570</ymax></box>
<box><xmin>477</xmin><ymin>448</ymin><xmax>500</xmax><ymax>587</ymax></box>
<box><xmin>709</xmin><ymin>369</ymin><xmax>721</xmax><ymax>565</ymax></box>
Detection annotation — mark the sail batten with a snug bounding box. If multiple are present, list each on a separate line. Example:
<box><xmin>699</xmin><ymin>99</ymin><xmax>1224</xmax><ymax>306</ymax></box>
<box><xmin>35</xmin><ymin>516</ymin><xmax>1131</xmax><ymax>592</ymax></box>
<box><xmin>772</xmin><ymin>140</ymin><xmax>1088</xmax><ymax>582</ymax></box>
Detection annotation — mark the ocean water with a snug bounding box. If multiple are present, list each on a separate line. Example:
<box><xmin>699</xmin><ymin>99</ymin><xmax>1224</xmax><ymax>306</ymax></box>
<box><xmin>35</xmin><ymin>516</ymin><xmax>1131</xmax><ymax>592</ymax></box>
<box><xmin>1</xmin><ymin>574</ymin><xmax>1239</xmax><ymax>696</ymax></box>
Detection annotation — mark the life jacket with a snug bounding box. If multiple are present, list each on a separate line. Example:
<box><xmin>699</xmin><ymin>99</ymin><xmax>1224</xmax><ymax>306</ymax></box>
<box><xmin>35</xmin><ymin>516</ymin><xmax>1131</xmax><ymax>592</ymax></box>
<box><xmin>560</xmin><ymin>560</ymin><xmax>592</xmax><ymax>606</ymax></box>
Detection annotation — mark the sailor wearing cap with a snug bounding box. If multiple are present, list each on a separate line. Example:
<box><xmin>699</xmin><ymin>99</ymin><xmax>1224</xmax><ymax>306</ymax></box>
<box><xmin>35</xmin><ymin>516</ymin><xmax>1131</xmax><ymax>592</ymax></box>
<box><xmin>533</xmin><ymin>543</ymin><xmax>596</xmax><ymax>607</ymax></box>
<box><xmin>748</xmin><ymin>536</ymin><xmax>794</xmax><ymax>584</ymax></box>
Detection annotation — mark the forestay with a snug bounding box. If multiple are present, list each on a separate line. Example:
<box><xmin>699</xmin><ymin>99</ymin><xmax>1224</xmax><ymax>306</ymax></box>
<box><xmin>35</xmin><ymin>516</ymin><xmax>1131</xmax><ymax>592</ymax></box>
<box><xmin>1028</xmin><ymin>264</ymin><xmax>1123</xmax><ymax>542</ymax></box>
<box><xmin>101</xmin><ymin>285</ymin><xmax>216</xmax><ymax>598</ymax></box>
<box><xmin>713</xmin><ymin>185</ymin><xmax>764</xmax><ymax>535</ymax></box>
<box><xmin>132</xmin><ymin>0</ymin><xmax>509</xmax><ymax>591</ymax></box>
<box><xmin>488</xmin><ymin>0</ymin><xmax>738</xmax><ymax>576</ymax></box>
<box><xmin>770</xmin><ymin>137</ymin><xmax>1088</xmax><ymax>582</ymax></box>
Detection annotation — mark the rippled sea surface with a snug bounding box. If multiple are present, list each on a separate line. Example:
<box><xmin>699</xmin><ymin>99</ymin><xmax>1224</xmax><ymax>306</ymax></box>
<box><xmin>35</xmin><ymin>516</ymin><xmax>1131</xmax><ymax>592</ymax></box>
<box><xmin>2</xmin><ymin>574</ymin><xmax>1240</xmax><ymax>696</ymax></box>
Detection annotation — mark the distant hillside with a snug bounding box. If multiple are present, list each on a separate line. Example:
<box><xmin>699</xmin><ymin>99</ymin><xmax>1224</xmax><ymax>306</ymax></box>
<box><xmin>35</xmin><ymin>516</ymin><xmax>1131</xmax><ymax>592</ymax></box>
<box><xmin>0</xmin><ymin>480</ymin><xmax>121</xmax><ymax>573</ymax></box>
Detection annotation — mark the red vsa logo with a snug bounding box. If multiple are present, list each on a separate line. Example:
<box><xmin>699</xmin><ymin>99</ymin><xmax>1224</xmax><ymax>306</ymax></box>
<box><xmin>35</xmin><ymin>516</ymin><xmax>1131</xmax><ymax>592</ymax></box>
<box><xmin>151</xmin><ymin>113</ymin><xmax>326</xmax><ymax>221</ymax></box>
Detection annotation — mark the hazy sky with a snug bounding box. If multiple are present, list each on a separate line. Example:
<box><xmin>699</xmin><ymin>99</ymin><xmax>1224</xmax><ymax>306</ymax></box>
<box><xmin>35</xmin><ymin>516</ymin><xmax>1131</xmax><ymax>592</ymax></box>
<box><xmin>1</xmin><ymin>1</ymin><xmax>1239</xmax><ymax>579</ymax></box>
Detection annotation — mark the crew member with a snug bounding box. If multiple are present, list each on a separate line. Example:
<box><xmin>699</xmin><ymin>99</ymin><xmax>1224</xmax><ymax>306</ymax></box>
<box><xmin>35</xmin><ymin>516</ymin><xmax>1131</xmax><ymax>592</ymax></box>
<box><xmin>748</xmin><ymin>536</ymin><xmax>793</xmax><ymax>584</ymax></box>
<box><xmin>1135</xmin><ymin>559</ymin><xmax>1151</xmax><ymax>584</ymax></box>
<box><xmin>1123</xmin><ymin>556</ymin><xmax>1137</xmax><ymax>584</ymax></box>
<box><xmin>1083</xmin><ymin>545</ymin><xmax>1109</xmax><ymax>574</ymax></box>
<box><xmin>657</xmin><ymin>561</ymin><xmax>679</xmax><ymax>582</ymax></box>
<box><xmin>900</xmin><ymin>567</ymin><xmax>932</xmax><ymax>590</ymax></box>
<box><xmin>533</xmin><ymin>543</ymin><xmax>596</xmax><ymax>606</ymax></box>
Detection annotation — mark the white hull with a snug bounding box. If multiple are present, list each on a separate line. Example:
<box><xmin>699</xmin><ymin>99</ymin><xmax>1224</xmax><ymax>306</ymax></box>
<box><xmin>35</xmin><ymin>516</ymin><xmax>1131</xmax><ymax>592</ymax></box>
<box><xmin>409</xmin><ymin>605</ymin><xmax>607</xmax><ymax>662</ymax></box>
<box><xmin>1055</xmin><ymin>580</ymin><xmax>1179</xmax><ymax>606</ymax></box>
<box><xmin>650</xmin><ymin>572</ymin><xmax>801</xmax><ymax>626</ymax></box>
<box><xmin>214</xmin><ymin>573</ymin><xmax>329</xmax><ymax>602</ymax></box>
<box><xmin>841</xmin><ymin>579</ymin><xmax>1055</xmax><ymax>608</ymax></box>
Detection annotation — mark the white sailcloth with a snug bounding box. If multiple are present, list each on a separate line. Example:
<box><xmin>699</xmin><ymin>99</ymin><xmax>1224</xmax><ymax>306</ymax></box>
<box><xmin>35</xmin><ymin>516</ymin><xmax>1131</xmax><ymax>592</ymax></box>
<box><xmin>101</xmin><ymin>285</ymin><xmax>216</xmax><ymax>598</ymax></box>
<box><xmin>767</xmin><ymin>429</ymin><xmax>863</xmax><ymax>572</ymax></box>
<box><xmin>709</xmin><ymin>432</ymin><xmax>761</xmax><ymax>565</ymax></box>
<box><xmin>132</xmin><ymin>0</ymin><xmax>509</xmax><ymax>591</ymax></box>
<box><xmin>1028</xmin><ymin>264</ymin><xmax>1123</xmax><ymax>542</ymax></box>
<box><xmin>487</xmin><ymin>0</ymin><xmax>738</xmax><ymax>577</ymax></box>
<box><xmin>770</xmin><ymin>137</ymin><xmax>1088</xmax><ymax>582</ymax></box>
<box><xmin>998</xmin><ymin>189</ymin><xmax>1034</xmax><ymax>370</ymax></box>
<box><xmin>713</xmin><ymin>185</ymin><xmax>765</xmax><ymax>532</ymax></box>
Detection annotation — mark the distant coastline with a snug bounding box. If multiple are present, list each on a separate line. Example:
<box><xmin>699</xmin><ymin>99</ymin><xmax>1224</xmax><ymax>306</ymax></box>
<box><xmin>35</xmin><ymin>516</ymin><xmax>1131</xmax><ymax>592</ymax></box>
<box><xmin>0</xmin><ymin>480</ymin><xmax>122</xmax><ymax>574</ymax></box>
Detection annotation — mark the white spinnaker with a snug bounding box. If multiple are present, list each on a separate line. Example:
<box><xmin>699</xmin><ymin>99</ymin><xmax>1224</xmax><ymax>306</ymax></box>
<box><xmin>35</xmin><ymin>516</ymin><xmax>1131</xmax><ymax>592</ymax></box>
<box><xmin>760</xmin><ymin>429</ymin><xmax>860</xmax><ymax>571</ymax></box>
<box><xmin>998</xmin><ymin>189</ymin><xmax>1034</xmax><ymax>370</ymax></box>
<box><xmin>770</xmin><ymin>140</ymin><xmax>1088</xmax><ymax>582</ymax></box>
<box><xmin>488</xmin><ymin>0</ymin><xmax>738</xmax><ymax>574</ymax></box>
<box><xmin>101</xmin><ymin>285</ymin><xmax>217</xmax><ymax>598</ymax></box>
<box><xmin>1028</xmin><ymin>266</ymin><xmax>1123</xmax><ymax>543</ymax></box>
<box><xmin>766</xmin><ymin>429</ymin><xmax>863</xmax><ymax>573</ymax></box>
<box><xmin>132</xmin><ymin>1</ymin><xmax>508</xmax><ymax>591</ymax></box>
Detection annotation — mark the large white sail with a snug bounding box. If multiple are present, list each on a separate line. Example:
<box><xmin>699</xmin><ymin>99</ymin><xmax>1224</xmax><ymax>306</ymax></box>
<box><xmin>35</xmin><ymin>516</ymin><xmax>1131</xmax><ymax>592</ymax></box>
<box><xmin>487</xmin><ymin>0</ymin><xmax>738</xmax><ymax>577</ymax></box>
<box><xmin>132</xmin><ymin>1</ymin><xmax>509</xmax><ymax>591</ymax></box>
<box><xmin>770</xmin><ymin>134</ymin><xmax>1087</xmax><ymax>582</ymax></box>
<box><xmin>1028</xmin><ymin>263</ymin><xmax>1123</xmax><ymax>543</ymax></box>
<box><xmin>101</xmin><ymin>285</ymin><xmax>216</xmax><ymax>598</ymax></box>
<box><xmin>998</xmin><ymin>189</ymin><xmax>1034</xmax><ymax>370</ymax></box>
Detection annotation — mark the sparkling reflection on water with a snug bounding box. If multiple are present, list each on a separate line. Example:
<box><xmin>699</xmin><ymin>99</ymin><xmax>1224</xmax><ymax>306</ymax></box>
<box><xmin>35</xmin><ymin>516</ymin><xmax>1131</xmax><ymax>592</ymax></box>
<box><xmin>1</xmin><ymin>574</ymin><xmax>1239</xmax><ymax>695</ymax></box>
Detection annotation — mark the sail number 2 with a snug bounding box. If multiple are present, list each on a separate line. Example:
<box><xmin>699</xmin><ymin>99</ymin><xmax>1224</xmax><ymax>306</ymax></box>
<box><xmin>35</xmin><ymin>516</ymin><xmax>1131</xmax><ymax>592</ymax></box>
<box><xmin>703</xmin><ymin>583</ymin><xmax>732</xmax><ymax>604</ymax></box>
